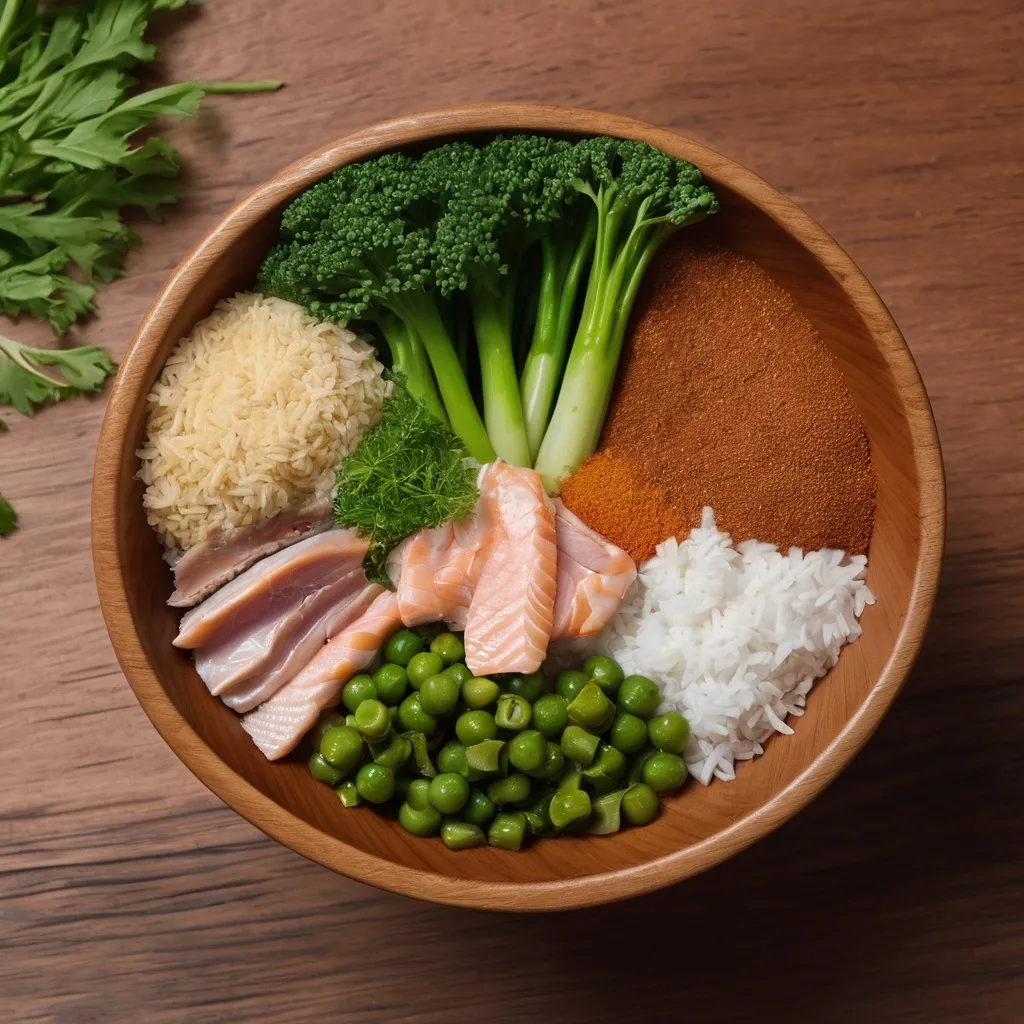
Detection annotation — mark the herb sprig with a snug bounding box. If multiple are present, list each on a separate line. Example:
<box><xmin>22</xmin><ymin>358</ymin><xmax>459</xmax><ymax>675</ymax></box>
<box><xmin>333</xmin><ymin>376</ymin><xmax>480</xmax><ymax>586</ymax></box>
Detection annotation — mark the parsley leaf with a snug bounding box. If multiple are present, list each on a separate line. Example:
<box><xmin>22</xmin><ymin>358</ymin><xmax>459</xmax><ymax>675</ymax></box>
<box><xmin>0</xmin><ymin>493</ymin><xmax>16</xmax><ymax>537</ymax></box>
<box><xmin>0</xmin><ymin>335</ymin><xmax>115</xmax><ymax>414</ymax></box>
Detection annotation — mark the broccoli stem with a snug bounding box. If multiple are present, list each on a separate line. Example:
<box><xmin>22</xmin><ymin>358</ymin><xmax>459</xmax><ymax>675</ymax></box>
<box><xmin>469</xmin><ymin>279</ymin><xmax>531</xmax><ymax>467</ymax></box>
<box><xmin>519</xmin><ymin>215</ymin><xmax>597</xmax><ymax>460</ymax></box>
<box><xmin>374</xmin><ymin>312</ymin><xmax>447</xmax><ymax>424</ymax></box>
<box><xmin>390</xmin><ymin>290</ymin><xmax>495</xmax><ymax>464</ymax></box>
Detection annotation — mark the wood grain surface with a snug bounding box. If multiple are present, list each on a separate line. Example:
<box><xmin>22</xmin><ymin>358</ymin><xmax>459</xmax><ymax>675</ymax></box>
<box><xmin>1</xmin><ymin>0</ymin><xmax>1021</xmax><ymax>1019</ymax></box>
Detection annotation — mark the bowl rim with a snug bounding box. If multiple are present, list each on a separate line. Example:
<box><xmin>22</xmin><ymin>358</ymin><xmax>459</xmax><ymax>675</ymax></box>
<box><xmin>91</xmin><ymin>103</ymin><xmax>946</xmax><ymax>912</ymax></box>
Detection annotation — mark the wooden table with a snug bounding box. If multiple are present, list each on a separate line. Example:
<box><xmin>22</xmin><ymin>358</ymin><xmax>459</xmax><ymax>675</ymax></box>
<box><xmin>2</xmin><ymin>1</ymin><xmax>1021</xmax><ymax>1020</ymax></box>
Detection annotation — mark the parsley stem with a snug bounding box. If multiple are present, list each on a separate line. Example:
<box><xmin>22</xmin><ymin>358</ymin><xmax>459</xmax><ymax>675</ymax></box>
<box><xmin>195</xmin><ymin>80</ymin><xmax>284</xmax><ymax>94</ymax></box>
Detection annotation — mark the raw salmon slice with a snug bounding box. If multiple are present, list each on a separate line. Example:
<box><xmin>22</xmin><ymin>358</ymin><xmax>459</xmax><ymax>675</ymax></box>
<box><xmin>550</xmin><ymin>500</ymin><xmax>637</xmax><ymax>639</ymax></box>
<box><xmin>169</xmin><ymin>496</ymin><xmax>334</xmax><ymax>608</ymax></box>
<box><xmin>241</xmin><ymin>589</ymin><xmax>397</xmax><ymax>760</ymax></box>
<box><xmin>464</xmin><ymin>463</ymin><xmax>557</xmax><ymax>675</ymax></box>
<box><xmin>174</xmin><ymin>530</ymin><xmax>367</xmax><ymax>650</ymax></box>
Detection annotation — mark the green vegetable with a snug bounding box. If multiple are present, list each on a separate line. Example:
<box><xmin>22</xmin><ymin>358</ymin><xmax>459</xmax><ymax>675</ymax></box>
<box><xmin>455</xmin><ymin>709</ymin><xmax>497</xmax><ymax>746</ymax></box>
<box><xmin>621</xmin><ymin>782</ymin><xmax>659</xmax><ymax>825</ymax></box>
<box><xmin>587</xmin><ymin>789</ymin><xmax>626</xmax><ymax>835</ymax></box>
<box><xmin>384</xmin><ymin>628</ymin><xmax>423</xmax><ymax>666</ymax></box>
<box><xmin>642</xmin><ymin>752</ymin><xmax>688</xmax><ymax>793</ymax></box>
<box><xmin>560</xmin><ymin>725</ymin><xmax>600</xmax><ymax>766</ymax></box>
<box><xmin>430</xmin><ymin>632</ymin><xmax>465</xmax><ymax>665</ymax></box>
<box><xmin>461</xmin><ymin>788</ymin><xmax>496</xmax><ymax>827</ymax></box>
<box><xmin>487</xmin><ymin>773</ymin><xmax>531</xmax><ymax>806</ymax></box>
<box><xmin>0</xmin><ymin>338</ymin><xmax>114</xmax><ymax>420</ymax></box>
<box><xmin>581</xmin><ymin>743</ymin><xmax>627</xmax><ymax>793</ymax></box>
<box><xmin>429</xmin><ymin>772</ymin><xmax>470</xmax><ymax>814</ymax></box>
<box><xmin>506</xmin><ymin>729</ymin><xmax>546</xmax><ymax>773</ymax></box>
<box><xmin>532</xmin><ymin>138</ymin><xmax>718</xmax><ymax>487</ymax></box>
<box><xmin>331</xmin><ymin>378</ymin><xmax>479</xmax><ymax>585</ymax></box>
<box><xmin>308</xmin><ymin>752</ymin><xmax>344</xmax><ymax>786</ymax></box>
<box><xmin>406</xmin><ymin>778</ymin><xmax>432</xmax><ymax>810</ymax></box>
<box><xmin>648</xmin><ymin>711</ymin><xmax>690</xmax><ymax>754</ymax></box>
<box><xmin>488</xmin><ymin>811</ymin><xmax>527</xmax><ymax>850</ymax></box>
<box><xmin>524</xmin><ymin>794</ymin><xmax>556</xmax><ymax>837</ymax></box>
<box><xmin>353</xmin><ymin>699</ymin><xmax>390</xmax><ymax>741</ymax></box>
<box><xmin>608</xmin><ymin>711</ymin><xmax>647</xmax><ymax>754</ymax></box>
<box><xmin>0</xmin><ymin>0</ymin><xmax>280</xmax><ymax>338</ymax></box>
<box><xmin>583</xmin><ymin>655</ymin><xmax>624</xmax><ymax>695</ymax></box>
<box><xmin>0</xmin><ymin>493</ymin><xmax>15</xmax><ymax>537</ymax></box>
<box><xmin>549</xmin><ymin>771</ymin><xmax>591</xmax><ymax>829</ymax></box>
<box><xmin>335</xmin><ymin>781</ymin><xmax>361</xmax><ymax>808</ymax></box>
<box><xmin>444</xmin><ymin>663</ymin><xmax>473</xmax><ymax>687</ymax></box>
<box><xmin>407</xmin><ymin>651</ymin><xmax>444</xmax><ymax>689</ymax></box>
<box><xmin>532</xmin><ymin>693</ymin><xmax>569</xmax><ymax>738</ymax></box>
<box><xmin>465</xmin><ymin>739</ymin><xmax>504</xmax><ymax>775</ymax></box>
<box><xmin>319</xmin><ymin>726</ymin><xmax>363</xmax><ymax>775</ymax></box>
<box><xmin>461</xmin><ymin>675</ymin><xmax>499</xmax><ymax>709</ymax></box>
<box><xmin>555</xmin><ymin>669</ymin><xmax>589</xmax><ymax>702</ymax></box>
<box><xmin>419</xmin><ymin>673</ymin><xmax>460</xmax><ymax>715</ymax></box>
<box><xmin>527</xmin><ymin>741</ymin><xmax>565</xmax><ymax>781</ymax></box>
<box><xmin>311</xmin><ymin>710</ymin><xmax>348</xmax><ymax>747</ymax></box>
<box><xmin>436</xmin><ymin>740</ymin><xmax>469</xmax><ymax>776</ymax></box>
<box><xmin>342</xmin><ymin>674</ymin><xmax>376</xmax><ymax>713</ymax></box>
<box><xmin>372</xmin><ymin>663</ymin><xmax>408</xmax><ymax>705</ymax></box>
<box><xmin>371</xmin><ymin>733</ymin><xmax>412</xmax><ymax>772</ymax></box>
<box><xmin>355</xmin><ymin>762</ymin><xmax>395</xmax><ymax>804</ymax></box>
<box><xmin>403</xmin><ymin>731</ymin><xmax>436</xmax><ymax>777</ymax></box>
<box><xmin>617</xmin><ymin>674</ymin><xmax>662</xmax><ymax>718</ymax></box>
<box><xmin>494</xmin><ymin>693</ymin><xmax>532</xmax><ymax>731</ymax></box>
<box><xmin>504</xmin><ymin>672</ymin><xmax>545</xmax><ymax>703</ymax></box>
<box><xmin>397</xmin><ymin>693</ymin><xmax>437</xmax><ymax>734</ymax></box>
<box><xmin>441</xmin><ymin>819</ymin><xmax>486</xmax><ymax>850</ymax></box>
<box><xmin>566</xmin><ymin>682</ymin><xmax>615</xmax><ymax>732</ymax></box>
<box><xmin>399</xmin><ymin>801</ymin><xmax>442</xmax><ymax>837</ymax></box>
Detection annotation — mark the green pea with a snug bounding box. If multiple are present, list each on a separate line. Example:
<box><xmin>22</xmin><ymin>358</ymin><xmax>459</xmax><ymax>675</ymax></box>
<box><xmin>311</xmin><ymin>710</ymin><xmax>347</xmax><ymax>746</ymax></box>
<box><xmin>443</xmin><ymin>663</ymin><xmax>473</xmax><ymax>686</ymax></box>
<box><xmin>587</xmin><ymin>789</ymin><xmax>625</xmax><ymax>834</ymax></box>
<box><xmin>308</xmin><ymin>752</ymin><xmax>344</xmax><ymax>786</ymax></box>
<box><xmin>566</xmin><ymin>681</ymin><xmax>615</xmax><ymax>732</ymax></box>
<box><xmin>524</xmin><ymin>794</ymin><xmax>555</xmax><ymax>836</ymax></box>
<box><xmin>528</xmin><ymin>741</ymin><xmax>565</xmax><ymax>780</ymax></box>
<box><xmin>384</xmin><ymin>629</ymin><xmax>423</xmax><ymax>666</ymax></box>
<box><xmin>455</xmin><ymin>709</ymin><xmax>497</xmax><ymax>746</ymax></box>
<box><xmin>355</xmin><ymin>762</ymin><xmax>394</xmax><ymax>803</ymax></box>
<box><xmin>406</xmin><ymin>777</ymin><xmax>432</xmax><ymax>811</ymax></box>
<box><xmin>353</xmin><ymin>698</ymin><xmax>390</xmax><ymax>740</ymax></box>
<box><xmin>560</xmin><ymin>725</ymin><xmax>600</xmax><ymax>766</ymax></box>
<box><xmin>436</xmin><ymin>740</ymin><xmax>468</xmax><ymax>776</ymax></box>
<box><xmin>648</xmin><ymin>711</ymin><xmax>690</xmax><ymax>754</ymax></box>
<box><xmin>430</xmin><ymin>631</ymin><xmax>465</xmax><ymax>665</ymax></box>
<box><xmin>507</xmin><ymin>729</ymin><xmax>546</xmax><ymax>773</ymax></box>
<box><xmin>461</xmin><ymin>675</ymin><xmax>500</xmax><ymax>709</ymax></box>
<box><xmin>584</xmin><ymin>654</ymin><xmax>625</xmax><ymax>695</ymax></box>
<box><xmin>617</xmin><ymin>674</ymin><xmax>662</xmax><ymax>718</ymax></box>
<box><xmin>372</xmin><ymin>733</ymin><xmax>411</xmax><ymax>772</ymax></box>
<box><xmin>318</xmin><ymin>725</ymin><xmax>363</xmax><ymax>774</ymax></box>
<box><xmin>419</xmin><ymin>673</ymin><xmax>461</xmax><ymax>716</ymax></box>
<box><xmin>372</xmin><ymin>662</ymin><xmax>408</xmax><ymax>705</ymax></box>
<box><xmin>461</xmin><ymin>788</ymin><xmax>496</xmax><ymax>827</ymax></box>
<box><xmin>494</xmin><ymin>694</ymin><xmax>532</xmax><ymax>731</ymax></box>
<box><xmin>609</xmin><ymin>711</ymin><xmax>648</xmax><ymax>754</ymax></box>
<box><xmin>505</xmin><ymin>672</ymin><xmax>544</xmax><ymax>702</ymax></box>
<box><xmin>465</xmin><ymin>739</ymin><xmax>504</xmax><ymax>775</ymax></box>
<box><xmin>581</xmin><ymin>743</ymin><xmax>627</xmax><ymax>793</ymax></box>
<box><xmin>532</xmin><ymin>693</ymin><xmax>568</xmax><ymax>738</ymax></box>
<box><xmin>549</xmin><ymin>788</ymin><xmax>591</xmax><ymax>829</ymax></box>
<box><xmin>642</xmin><ymin>752</ymin><xmax>688</xmax><ymax>793</ymax></box>
<box><xmin>341</xmin><ymin>674</ymin><xmax>376</xmax><ymax>713</ymax></box>
<box><xmin>429</xmin><ymin>772</ymin><xmax>470</xmax><ymax>814</ymax></box>
<box><xmin>555</xmin><ymin>669</ymin><xmax>589</xmax><ymax>702</ymax></box>
<box><xmin>486</xmin><ymin>772</ymin><xmax>531</xmax><ymax>807</ymax></box>
<box><xmin>398</xmin><ymin>693</ymin><xmax>438</xmax><ymax>734</ymax></box>
<box><xmin>488</xmin><ymin>811</ymin><xmax>528</xmax><ymax>851</ymax></box>
<box><xmin>399</xmin><ymin>801</ymin><xmax>442</xmax><ymax>837</ymax></box>
<box><xmin>407</xmin><ymin>651</ymin><xmax>444</xmax><ymax>689</ymax></box>
<box><xmin>441</xmin><ymin>819</ymin><xmax>486</xmax><ymax>850</ymax></box>
<box><xmin>334</xmin><ymin>780</ymin><xmax>360</xmax><ymax>807</ymax></box>
<box><xmin>621</xmin><ymin>782</ymin><xmax>659</xmax><ymax>825</ymax></box>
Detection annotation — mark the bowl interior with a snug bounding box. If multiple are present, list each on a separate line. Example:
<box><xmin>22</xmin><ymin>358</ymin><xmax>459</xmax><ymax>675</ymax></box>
<box><xmin>98</xmin><ymin>108</ymin><xmax>937</xmax><ymax>908</ymax></box>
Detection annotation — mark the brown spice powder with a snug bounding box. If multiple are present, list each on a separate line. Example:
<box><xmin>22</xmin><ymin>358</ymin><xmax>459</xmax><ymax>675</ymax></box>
<box><xmin>561</xmin><ymin>242</ymin><xmax>876</xmax><ymax>563</ymax></box>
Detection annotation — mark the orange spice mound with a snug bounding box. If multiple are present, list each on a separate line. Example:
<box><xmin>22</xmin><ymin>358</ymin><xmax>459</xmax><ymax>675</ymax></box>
<box><xmin>560</xmin><ymin>242</ymin><xmax>876</xmax><ymax>563</ymax></box>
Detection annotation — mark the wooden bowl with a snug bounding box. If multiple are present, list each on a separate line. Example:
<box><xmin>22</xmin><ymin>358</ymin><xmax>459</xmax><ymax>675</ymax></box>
<box><xmin>91</xmin><ymin>104</ymin><xmax>945</xmax><ymax>911</ymax></box>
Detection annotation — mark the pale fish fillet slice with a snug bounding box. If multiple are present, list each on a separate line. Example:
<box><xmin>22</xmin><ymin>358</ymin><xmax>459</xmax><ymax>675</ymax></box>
<box><xmin>550</xmin><ymin>499</ymin><xmax>637</xmax><ymax>639</ymax></box>
<box><xmin>174</xmin><ymin>529</ymin><xmax>367</xmax><ymax>649</ymax></box>
<box><xmin>241</xmin><ymin>589</ymin><xmax>398</xmax><ymax>760</ymax></box>
<box><xmin>464</xmin><ymin>463</ymin><xmax>557</xmax><ymax>675</ymax></box>
<box><xmin>169</xmin><ymin>496</ymin><xmax>334</xmax><ymax>608</ymax></box>
<box><xmin>220</xmin><ymin>580</ymin><xmax>379</xmax><ymax>713</ymax></box>
<box><xmin>389</xmin><ymin>479</ymin><xmax>498</xmax><ymax>628</ymax></box>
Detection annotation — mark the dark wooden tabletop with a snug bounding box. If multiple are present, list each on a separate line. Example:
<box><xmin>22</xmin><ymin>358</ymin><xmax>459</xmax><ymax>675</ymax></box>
<box><xmin>2</xmin><ymin>1</ymin><xmax>1022</xmax><ymax>1020</ymax></box>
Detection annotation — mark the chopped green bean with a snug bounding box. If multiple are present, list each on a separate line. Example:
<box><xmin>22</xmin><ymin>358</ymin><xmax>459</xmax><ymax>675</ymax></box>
<box><xmin>587</xmin><ymin>789</ymin><xmax>626</xmax><ymax>834</ymax></box>
<box><xmin>441</xmin><ymin>819</ymin><xmax>486</xmax><ymax>850</ymax></box>
<box><xmin>486</xmin><ymin>772</ymin><xmax>531</xmax><ymax>806</ymax></box>
<box><xmin>566</xmin><ymin>681</ymin><xmax>615</xmax><ymax>732</ymax></box>
<box><xmin>488</xmin><ymin>811</ymin><xmax>528</xmax><ymax>850</ymax></box>
<box><xmin>560</xmin><ymin>725</ymin><xmax>600</xmax><ymax>766</ymax></box>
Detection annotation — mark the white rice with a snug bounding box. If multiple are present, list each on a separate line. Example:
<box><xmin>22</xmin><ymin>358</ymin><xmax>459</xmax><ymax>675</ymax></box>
<box><xmin>137</xmin><ymin>293</ymin><xmax>386</xmax><ymax>550</ymax></box>
<box><xmin>587</xmin><ymin>507</ymin><xmax>875</xmax><ymax>784</ymax></box>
